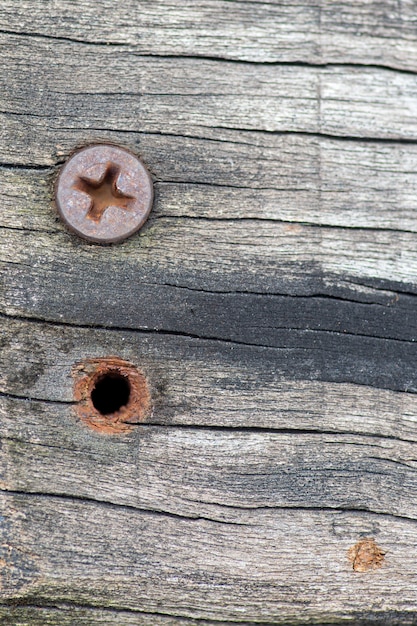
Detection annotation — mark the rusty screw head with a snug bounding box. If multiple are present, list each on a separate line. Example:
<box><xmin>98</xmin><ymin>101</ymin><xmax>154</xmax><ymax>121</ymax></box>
<box><xmin>55</xmin><ymin>144</ymin><xmax>153</xmax><ymax>244</ymax></box>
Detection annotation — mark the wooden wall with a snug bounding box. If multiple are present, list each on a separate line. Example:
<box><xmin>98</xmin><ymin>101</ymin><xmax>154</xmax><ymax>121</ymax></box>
<box><xmin>1</xmin><ymin>1</ymin><xmax>417</xmax><ymax>623</ymax></box>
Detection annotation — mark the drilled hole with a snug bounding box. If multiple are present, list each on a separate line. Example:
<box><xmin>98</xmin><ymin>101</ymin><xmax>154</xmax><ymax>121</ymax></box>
<box><xmin>91</xmin><ymin>373</ymin><xmax>131</xmax><ymax>415</ymax></box>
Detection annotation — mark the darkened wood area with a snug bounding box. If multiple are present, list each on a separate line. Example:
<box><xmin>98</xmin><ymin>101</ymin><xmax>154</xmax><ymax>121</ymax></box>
<box><xmin>1</xmin><ymin>1</ymin><xmax>417</xmax><ymax>624</ymax></box>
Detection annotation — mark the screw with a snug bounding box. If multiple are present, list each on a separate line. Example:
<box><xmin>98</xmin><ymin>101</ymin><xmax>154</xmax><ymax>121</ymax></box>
<box><xmin>55</xmin><ymin>144</ymin><xmax>153</xmax><ymax>244</ymax></box>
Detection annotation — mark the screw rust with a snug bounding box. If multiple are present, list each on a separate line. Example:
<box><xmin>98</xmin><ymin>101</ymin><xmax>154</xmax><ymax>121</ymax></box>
<box><xmin>347</xmin><ymin>538</ymin><xmax>385</xmax><ymax>572</ymax></box>
<box><xmin>72</xmin><ymin>356</ymin><xmax>152</xmax><ymax>434</ymax></box>
<box><xmin>55</xmin><ymin>144</ymin><xmax>153</xmax><ymax>244</ymax></box>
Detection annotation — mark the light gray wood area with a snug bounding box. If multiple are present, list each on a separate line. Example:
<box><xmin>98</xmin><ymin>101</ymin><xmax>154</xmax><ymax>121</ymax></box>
<box><xmin>1</xmin><ymin>0</ymin><xmax>417</xmax><ymax>71</ymax></box>
<box><xmin>3</xmin><ymin>493</ymin><xmax>417</xmax><ymax>624</ymax></box>
<box><xmin>1</xmin><ymin>0</ymin><xmax>417</xmax><ymax>624</ymax></box>
<box><xmin>2</xmin><ymin>35</ymin><xmax>417</xmax><ymax>170</ymax></box>
<box><xmin>0</xmin><ymin>607</ymin><xmax>221</xmax><ymax>626</ymax></box>
<box><xmin>3</xmin><ymin>351</ymin><xmax>417</xmax><ymax>523</ymax></box>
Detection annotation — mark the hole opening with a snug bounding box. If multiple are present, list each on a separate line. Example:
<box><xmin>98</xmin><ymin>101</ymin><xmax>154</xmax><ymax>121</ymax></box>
<box><xmin>91</xmin><ymin>372</ymin><xmax>131</xmax><ymax>415</ymax></box>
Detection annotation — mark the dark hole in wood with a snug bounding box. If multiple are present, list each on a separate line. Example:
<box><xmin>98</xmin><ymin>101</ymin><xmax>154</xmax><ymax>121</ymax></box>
<box><xmin>91</xmin><ymin>373</ymin><xmax>131</xmax><ymax>415</ymax></box>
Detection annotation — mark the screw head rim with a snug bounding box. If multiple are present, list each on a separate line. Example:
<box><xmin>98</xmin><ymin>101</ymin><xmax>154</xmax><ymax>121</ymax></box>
<box><xmin>55</xmin><ymin>144</ymin><xmax>154</xmax><ymax>244</ymax></box>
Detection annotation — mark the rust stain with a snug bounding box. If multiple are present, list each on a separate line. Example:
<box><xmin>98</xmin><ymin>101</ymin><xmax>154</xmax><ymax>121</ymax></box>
<box><xmin>72</xmin><ymin>356</ymin><xmax>152</xmax><ymax>434</ymax></box>
<box><xmin>347</xmin><ymin>538</ymin><xmax>385</xmax><ymax>572</ymax></box>
<box><xmin>283</xmin><ymin>223</ymin><xmax>303</xmax><ymax>233</ymax></box>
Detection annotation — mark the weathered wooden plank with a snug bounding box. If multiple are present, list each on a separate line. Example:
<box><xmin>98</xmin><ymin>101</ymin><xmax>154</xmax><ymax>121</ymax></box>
<box><xmin>2</xmin><ymin>132</ymin><xmax>417</xmax><ymax>339</ymax></box>
<box><xmin>3</xmin><ymin>399</ymin><xmax>417</xmax><ymax>521</ymax></box>
<box><xmin>5</xmin><ymin>280</ymin><xmax>415</xmax><ymax>345</ymax></box>
<box><xmin>1</xmin><ymin>0</ymin><xmax>417</xmax><ymax>71</ymax></box>
<box><xmin>1</xmin><ymin>317</ymin><xmax>417</xmax><ymax>434</ymax></box>
<box><xmin>2</xmin><ymin>219</ymin><xmax>417</xmax><ymax>334</ymax></box>
<box><xmin>2</xmin><ymin>492</ymin><xmax>417</xmax><ymax>623</ymax></box>
<box><xmin>0</xmin><ymin>606</ymin><xmax>215</xmax><ymax>626</ymax></box>
<box><xmin>2</xmin><ymin>35</ymin><xmax>417</xmax><ymax>172</ymax></box>
<box><xmin>3</xmin><ymin>134</ymin><xmax>417</xmax><ymax>232</ymax></box>
<box><xmin>1</xmin><ymin>0</ymin><xmax>417</xmax><ymax>622</ymax></box>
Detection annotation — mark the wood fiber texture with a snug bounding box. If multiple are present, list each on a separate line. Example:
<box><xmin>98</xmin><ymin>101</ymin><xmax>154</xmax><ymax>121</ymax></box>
<box><xmin>1</xmin><ymin>1</ymin><xmax>417</xmax><ymax>624</ymax></box>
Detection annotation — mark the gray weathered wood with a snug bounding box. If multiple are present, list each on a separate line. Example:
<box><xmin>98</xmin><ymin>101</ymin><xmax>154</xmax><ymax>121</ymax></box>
<box><xmin>1</xmin><ymin>0</ymin><xmax>417</xmax><ymax>623</ymax></box>
<box><xmin>3</xmin><ymin>135</ymin><xmax>417</xmax><ymax>232</ymax></box>
<box><xmin>1</xmin><ymin>0</ymin><xmax>417</xmax><ymax>71</ymax></box>
<box><xmin>2</xmin><ymin>39</ymin><xmax>417</xmax><ymax>169</ymax></box>
<box><xmin>3</xmin><ymin>386</ymin><xmax>417</xmax><ymax>522</ymax></box>
<box><xmin>0</xmin><ymin>607</ymin><xmax>215</xmax><ymax>626</ymax></box>
<box><xmin>3</xmin><ymin>492</ymin><xmax>417</xmax><ymax>623</ymax></box>
<box><xmin>2</xmin><ymin>317</ymin><xmax>417</xmax><ymax>432</ymax></box>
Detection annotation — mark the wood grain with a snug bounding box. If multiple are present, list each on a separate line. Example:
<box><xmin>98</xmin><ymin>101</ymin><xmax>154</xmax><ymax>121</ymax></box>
<box><xmin>1</xmin><ymin>0</ymin><xmax>417</xmax><ymax>71</ymax></box>
<box><xmin>3</xmin><ymin>386</ymin><xmax>417</xmax><ymax>523</ymax></box>
<box><xmin>2</xmin><ymin>43</ymin><xmax>417</xmax><ymax>165</ymax></box>
<box><xmin>3</xmin><ymin>491</ymin><xmax>417</xmax><ymax>624</ymax></box>
<box><xmin>1</xmin><ymin>0</ymin><xmax>417</xmax><ymax>623</ymax></box>
<box><xmin>3</xmin><ymin>134</ymin><xmax>417</xmax><ymax>231</ymax></box>
<box><xmin>0</xmin><ymin>607</ymin><xmax>218</xmax><ymax>626</ymax></box>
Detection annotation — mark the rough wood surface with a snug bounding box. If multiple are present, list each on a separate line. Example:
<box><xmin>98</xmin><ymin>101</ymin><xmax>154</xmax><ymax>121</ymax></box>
<box><xmin>1</xmin><ymin>1</ymin><xmax>417</xmax><ymax>624</ymax></box>
<box><xmin>2</xmin><ymin>0</ymin><xmax>417</xmax><ymax>71</ymax></box>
